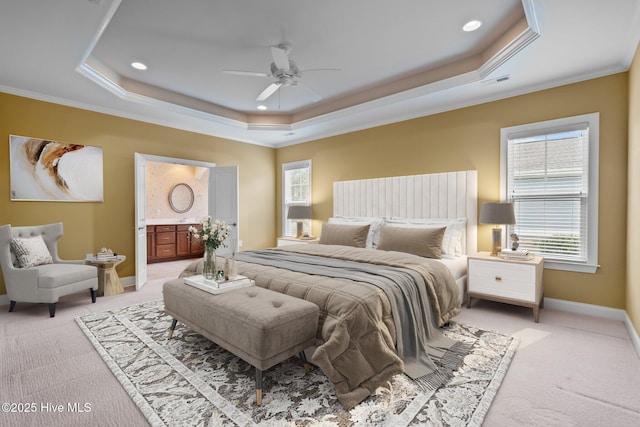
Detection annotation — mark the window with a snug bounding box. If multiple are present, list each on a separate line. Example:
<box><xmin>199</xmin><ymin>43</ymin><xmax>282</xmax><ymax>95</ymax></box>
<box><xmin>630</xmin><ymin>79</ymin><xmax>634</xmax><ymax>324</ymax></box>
<box><xmin>282</xmin><ymin>160</ymin><xmax>311</xmax><ymax>237</ymax></box>
<box><xmin>500</xmin><ymin>113</ymin><xmax>599</xmax><ymax>273</ymax></box>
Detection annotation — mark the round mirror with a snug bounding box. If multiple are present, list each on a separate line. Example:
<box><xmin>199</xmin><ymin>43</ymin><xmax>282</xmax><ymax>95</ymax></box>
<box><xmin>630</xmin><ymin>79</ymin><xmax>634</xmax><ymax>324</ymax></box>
<box><xmin>168</xmin><ymin>183</ymin><xmax>194</xmax><ymax>213</ymax></box>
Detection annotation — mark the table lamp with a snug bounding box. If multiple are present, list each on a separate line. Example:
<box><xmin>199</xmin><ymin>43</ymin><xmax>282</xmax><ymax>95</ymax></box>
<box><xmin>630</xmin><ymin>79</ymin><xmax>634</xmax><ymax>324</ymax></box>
<box><xmin>287</xmin><ymin>205</ymin><xmax>312</xmax><ymax>238</ymax></box>
<box><xmin>479</xmin><ymin>202</ymin><xmax>515</xmax><ymax>256</ymax></box>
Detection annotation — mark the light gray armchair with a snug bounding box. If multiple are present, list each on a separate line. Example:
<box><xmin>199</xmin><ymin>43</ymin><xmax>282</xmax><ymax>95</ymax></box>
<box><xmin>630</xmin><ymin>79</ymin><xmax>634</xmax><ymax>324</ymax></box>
<box><xmin>0</xmin><ymin>223</ymin><xmax>98</xmax><ymax>317</ymax></box>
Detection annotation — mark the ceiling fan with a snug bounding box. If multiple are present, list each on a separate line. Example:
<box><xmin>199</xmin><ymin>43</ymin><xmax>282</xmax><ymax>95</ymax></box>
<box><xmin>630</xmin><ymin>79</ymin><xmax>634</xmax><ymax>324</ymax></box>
<box><xmin>224</xmin><ymin>43</ymin><xmax>338</xmax><ymax>103</ymax></box>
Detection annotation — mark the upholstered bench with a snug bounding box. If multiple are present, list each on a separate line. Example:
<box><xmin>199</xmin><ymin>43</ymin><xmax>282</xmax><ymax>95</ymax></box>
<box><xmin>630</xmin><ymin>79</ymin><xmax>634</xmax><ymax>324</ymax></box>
<box><xmin>163</xmin><ymin>278</ymin><xmax>319</xmax><ymax>405</ymax></box>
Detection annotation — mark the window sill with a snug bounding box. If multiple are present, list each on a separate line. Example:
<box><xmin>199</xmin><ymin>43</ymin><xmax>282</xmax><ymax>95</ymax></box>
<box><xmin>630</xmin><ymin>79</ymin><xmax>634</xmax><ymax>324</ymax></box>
<box><xmin>543</xmin><ymin>260</ymin><xmax>599</xmax><ymax>274</ymax></box>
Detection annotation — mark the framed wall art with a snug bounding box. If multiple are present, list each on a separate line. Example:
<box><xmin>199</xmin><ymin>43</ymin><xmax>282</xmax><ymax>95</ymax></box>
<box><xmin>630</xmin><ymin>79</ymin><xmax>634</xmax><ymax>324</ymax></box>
<box><xmin>9</xmin><ymin>135</ymin><xmax>104</xmax><ymax>202</ymax></box>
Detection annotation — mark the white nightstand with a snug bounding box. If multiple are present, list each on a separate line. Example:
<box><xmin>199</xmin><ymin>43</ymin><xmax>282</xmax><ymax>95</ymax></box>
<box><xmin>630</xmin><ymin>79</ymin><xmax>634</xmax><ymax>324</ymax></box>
<box><xmin>466</xmin><ymin>251</ymin><xmax>544</xmax><ymax>322</ymax></box>
<box><xmin>277</xmin><ymin>236</ymin><xmax>319</xmax><ymax>246</ymax></box>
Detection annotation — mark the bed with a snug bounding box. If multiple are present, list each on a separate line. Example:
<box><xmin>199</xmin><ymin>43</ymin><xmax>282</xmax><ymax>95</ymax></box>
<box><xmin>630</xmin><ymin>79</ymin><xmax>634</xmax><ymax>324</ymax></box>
<box><xmin>180</xmin><ymin>170</ymin><xmax>477</xmax><ymax>409</ymax></box>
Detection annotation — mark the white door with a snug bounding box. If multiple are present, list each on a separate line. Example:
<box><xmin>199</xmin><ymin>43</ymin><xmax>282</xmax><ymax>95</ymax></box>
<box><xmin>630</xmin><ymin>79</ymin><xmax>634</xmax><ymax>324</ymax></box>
<box><xmin>210</xmin><ymin>166</ymin><xmax>239</xmax><ymax>257</ymax></box>
<box><xmin>134</xmin><ymin>153</ymin><xmax>147</xmax><ymax>290</ymax></box>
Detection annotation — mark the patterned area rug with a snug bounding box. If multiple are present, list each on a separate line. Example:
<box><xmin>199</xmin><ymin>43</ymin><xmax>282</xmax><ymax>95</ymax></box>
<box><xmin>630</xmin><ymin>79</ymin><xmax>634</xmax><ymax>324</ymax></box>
<box><xmin>76</xmin><ymin>300</ymin><xmax>518</xmax><ymax>426</ymax></box>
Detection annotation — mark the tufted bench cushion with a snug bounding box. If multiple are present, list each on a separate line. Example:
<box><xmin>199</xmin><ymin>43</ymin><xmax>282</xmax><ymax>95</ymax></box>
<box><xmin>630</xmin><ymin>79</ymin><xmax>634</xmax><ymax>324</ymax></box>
<box><xmin>163</xmin><ymin>278</ymin><xmax>319</xmax><ymax>404</ymax></box>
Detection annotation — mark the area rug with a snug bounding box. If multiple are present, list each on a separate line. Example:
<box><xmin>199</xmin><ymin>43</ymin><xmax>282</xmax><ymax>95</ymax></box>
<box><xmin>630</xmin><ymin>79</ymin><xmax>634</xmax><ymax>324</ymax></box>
<box><xmin>76</xmin><ymin>300</ymin><xmax>518</xmax><ymax>427</ymax></box>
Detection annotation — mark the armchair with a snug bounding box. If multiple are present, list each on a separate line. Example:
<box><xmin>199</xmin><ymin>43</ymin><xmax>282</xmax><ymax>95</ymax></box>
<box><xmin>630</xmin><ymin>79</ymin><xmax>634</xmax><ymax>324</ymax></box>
<box><xmin>0</xmin><ymin>223</ymin><xmax>98</xmax><ymax>317</ymax></box>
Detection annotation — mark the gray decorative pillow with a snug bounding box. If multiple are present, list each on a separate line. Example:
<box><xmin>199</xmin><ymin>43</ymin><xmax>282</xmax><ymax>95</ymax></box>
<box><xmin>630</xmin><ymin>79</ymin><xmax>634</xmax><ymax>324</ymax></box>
<box><xmin>376</xmin><ymin>225</ymin><xmax>446</xmax><ymax>259</ymax></box>
<box><xmin>10</xmin><ymin>236</ymin><xmax>53</xmax><ymax>268</ymax></box>
<box><xmin>318</xmin><ymin>223</ymin><xmax>370</xmax><ymax>248</ymax></box>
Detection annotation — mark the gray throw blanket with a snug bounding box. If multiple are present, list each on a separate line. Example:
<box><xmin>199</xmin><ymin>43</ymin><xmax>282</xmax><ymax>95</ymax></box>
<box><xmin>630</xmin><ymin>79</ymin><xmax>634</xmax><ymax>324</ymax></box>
<box><xmin>236</xmin><ymin>249</ymin><xmax>466</xmax><ymax>389</ymax></box>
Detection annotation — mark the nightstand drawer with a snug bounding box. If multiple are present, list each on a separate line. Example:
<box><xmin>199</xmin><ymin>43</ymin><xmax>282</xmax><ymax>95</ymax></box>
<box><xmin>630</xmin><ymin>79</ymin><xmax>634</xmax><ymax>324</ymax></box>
<box><xmin>469</xmin><ymin>259</ymin><xmax>536</xmax><ymax>302</ymax></box>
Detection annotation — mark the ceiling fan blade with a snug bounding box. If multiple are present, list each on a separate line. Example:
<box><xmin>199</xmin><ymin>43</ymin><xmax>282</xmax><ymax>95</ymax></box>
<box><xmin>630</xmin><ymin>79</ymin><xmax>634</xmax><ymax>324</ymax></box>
<box><xmin>270</xmin><ymin>46</ymin><xmax>290</xmax><ymax>72</ymax></box>
<box><xmin>224</xmin><ymin>70</ymin><xmax>269</xmax><ymax>77</ymax></box>
<box><xmin>297</xmin><ymin>83</ymin><xmax>322</xmax><ymax>102</ymax></box>
<box><xmin>300</xmin><ymin>68</ymin><xmax>342</xmax><ymax>73</ymax></box>
<box><xmin>256</xmin><ymin>83</ymin><xmax>281</xmax><ymax>101</ymax></box>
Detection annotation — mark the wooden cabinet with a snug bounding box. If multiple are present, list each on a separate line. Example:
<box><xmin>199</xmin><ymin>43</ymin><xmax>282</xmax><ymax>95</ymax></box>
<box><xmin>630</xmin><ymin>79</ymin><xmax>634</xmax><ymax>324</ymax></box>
<box><xmin>176</xmin><ymin>225</ymin><xmax>191</xmax><ymax>257</ymax></box>
<box><xmin>156</xmin><ymin>228</ymin><xmax>177</xmax><ymax>258</ymax></box>
<box><xmin>147</xmin><ymin>224</ymin><xmax>204</xmax><ymax>263</ymax></box>
<box><xmin>176</xmin><ymin>224</ymin><xmax>204</xmax><ymax>257</ymax></box>
<box><xmin>466</xmin><ymin>252</ymin><xmax>544</xmax><ymax>322</ymax></box>
<box><xmin>189</xmin><ymin>227</ymin><xmax>204</xmax><ymax>255</ymax></box>
<box><xmin>146</xmin><ymin>225</ymin><xmax>155</xmax><ymax>258</ymax></box>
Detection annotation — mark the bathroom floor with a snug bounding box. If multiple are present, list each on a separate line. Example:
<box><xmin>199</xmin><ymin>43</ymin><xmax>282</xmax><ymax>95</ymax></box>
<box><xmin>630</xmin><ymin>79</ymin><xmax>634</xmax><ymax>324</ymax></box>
<box><xmin>146</xmin><ymin>259</ymin><xmax>195</xmax><ymax>281</ymax></box>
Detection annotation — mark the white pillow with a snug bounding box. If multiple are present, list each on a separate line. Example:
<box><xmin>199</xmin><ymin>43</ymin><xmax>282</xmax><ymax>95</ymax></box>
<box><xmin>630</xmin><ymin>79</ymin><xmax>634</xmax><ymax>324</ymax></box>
<box><xmin>10</xmin><ymin>235</ymin><xmax>53</xmax><ymax>268</ymax></box>
<box><xmin>387</xmin><ymin>217</ymin><xmax>466</xmax><ymax>256</ymax></box>
<box><xmin>328</xmin><ymin>217</ymin><xmax>385</xmax><ymax>248</ymax></box>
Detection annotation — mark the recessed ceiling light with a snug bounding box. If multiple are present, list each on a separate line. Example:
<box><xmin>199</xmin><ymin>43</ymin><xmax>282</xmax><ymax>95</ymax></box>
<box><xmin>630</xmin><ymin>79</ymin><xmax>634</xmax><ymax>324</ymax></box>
<box><xmin>257</xmin><ymin>105</ymin><xmax>267</xmax><ymax>111</ymax></box>
<box><xmin>131</xmin><ymin>61</ymin><xmax>147</xmax><ymax>70</ymax></box>
<box><xmin>463</xmin><ymin>20</ymin><xmax>482</xmax><ymax>32</ymax></box>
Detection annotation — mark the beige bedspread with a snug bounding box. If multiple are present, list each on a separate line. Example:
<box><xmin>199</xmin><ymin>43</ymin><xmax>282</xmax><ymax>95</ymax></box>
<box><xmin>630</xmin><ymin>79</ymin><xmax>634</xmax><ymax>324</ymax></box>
<box><xmin>180</xmin><ymin>244</ymin><xmax>460</xmax><ymax>409</ymax></box>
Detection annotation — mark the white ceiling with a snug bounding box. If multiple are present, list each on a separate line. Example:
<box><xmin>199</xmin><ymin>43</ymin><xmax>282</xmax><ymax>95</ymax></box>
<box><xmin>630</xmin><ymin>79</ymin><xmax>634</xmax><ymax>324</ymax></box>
<box><xmin>1</xmin><ymin>0</ymin><xmax>639</xmax><ymax>148</ymax></box>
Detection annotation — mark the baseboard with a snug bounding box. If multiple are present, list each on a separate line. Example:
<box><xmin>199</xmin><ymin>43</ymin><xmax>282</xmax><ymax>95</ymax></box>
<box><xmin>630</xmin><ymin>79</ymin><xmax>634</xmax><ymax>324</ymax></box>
<box><xmin>121</xmin><ymin>276</ymin><xmax>135</xmax><ymax>286</ymax></box>
<box><xmin>625</xmin><ymin>312</ymin><xmax>640</xmax><ymax>358</ymax></box>
<box><xmin>544</xmin><ymin>297</ymin><xmax>640</xmax><ymax>357</ymax></box>
<box><xmin>544</xmin><ymin>297</ymin><xmax>627</xmax><ymax>321</ymax></box>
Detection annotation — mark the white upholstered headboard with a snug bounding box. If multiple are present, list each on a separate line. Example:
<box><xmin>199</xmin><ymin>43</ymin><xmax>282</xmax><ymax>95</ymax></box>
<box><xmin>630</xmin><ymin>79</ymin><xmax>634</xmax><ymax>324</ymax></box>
<box><xmin>333</xmin><ymin>170</ymin><xmax>478</xmax><ymax>255</ymax></box>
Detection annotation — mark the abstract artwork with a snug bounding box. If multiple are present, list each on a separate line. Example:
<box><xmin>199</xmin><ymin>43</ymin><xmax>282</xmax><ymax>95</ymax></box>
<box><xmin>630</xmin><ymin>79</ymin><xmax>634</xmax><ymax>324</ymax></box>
<box><xmin>9</xmin><ymin>135</ymin><xmax>103</xmax><ymax>202</ymax></box>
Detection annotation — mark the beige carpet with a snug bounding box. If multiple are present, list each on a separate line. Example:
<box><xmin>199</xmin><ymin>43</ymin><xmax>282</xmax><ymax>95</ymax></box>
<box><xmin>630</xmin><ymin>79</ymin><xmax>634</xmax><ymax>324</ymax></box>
<box><xmin>1</xmin><ymin>264</ymin><xmax>639</xmax><ymax>426</ymax></box>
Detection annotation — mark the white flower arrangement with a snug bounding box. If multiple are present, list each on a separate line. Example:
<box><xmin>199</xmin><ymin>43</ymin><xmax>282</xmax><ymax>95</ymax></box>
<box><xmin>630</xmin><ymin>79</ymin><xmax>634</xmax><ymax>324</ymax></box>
<box><xmin>188</xmin><ymin>216</ymin><xmax>231</xmax><ymax>252</ymax></box>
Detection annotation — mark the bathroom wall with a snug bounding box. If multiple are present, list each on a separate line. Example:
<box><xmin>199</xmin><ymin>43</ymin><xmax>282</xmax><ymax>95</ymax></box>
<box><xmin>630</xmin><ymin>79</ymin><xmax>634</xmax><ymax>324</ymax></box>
<box><xmin>145</xmin><ymin>161</ymin><xmax>209</xmax><ymax>223</ymax></box>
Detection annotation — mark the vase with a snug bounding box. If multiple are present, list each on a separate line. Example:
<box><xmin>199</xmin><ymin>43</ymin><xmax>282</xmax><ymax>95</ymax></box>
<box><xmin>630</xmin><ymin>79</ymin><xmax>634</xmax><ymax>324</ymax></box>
<box><xmin>203</xmin><ymin>247</ymin><xmax>216</xmax><ymax>280</ymax></box>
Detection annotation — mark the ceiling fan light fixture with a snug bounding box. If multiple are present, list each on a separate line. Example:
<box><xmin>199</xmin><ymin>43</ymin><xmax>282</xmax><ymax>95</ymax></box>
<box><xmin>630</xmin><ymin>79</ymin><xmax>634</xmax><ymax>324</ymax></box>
<box><xmin>228</xmin><ymin>42</ymin><xmax>327</xmax><ymax>103</ymax></box>
<box><xmin>463</xmin><ymin>20</ymin><xmax>482</xmax><ymax>32</ymax></box>
<box><xmin>131</xmin><ymin>61</ymin><xmax>147</xmax><ymax>70</ymax></box>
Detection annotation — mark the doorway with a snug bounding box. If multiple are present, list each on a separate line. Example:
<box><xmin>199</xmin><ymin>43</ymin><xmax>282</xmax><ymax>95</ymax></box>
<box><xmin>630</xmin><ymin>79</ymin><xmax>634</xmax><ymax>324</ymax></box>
<box><xmin>134</xmin><ymin>153</ymin><xmax>238</xmax><ymax>290</ymax></box>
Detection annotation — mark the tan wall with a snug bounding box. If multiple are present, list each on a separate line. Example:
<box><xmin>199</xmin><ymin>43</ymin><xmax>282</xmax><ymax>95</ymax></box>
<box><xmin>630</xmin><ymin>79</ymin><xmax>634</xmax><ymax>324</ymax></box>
<box><xmin>277</xmin><ymin>73</ymin><xmax>629</xmax><ymax>309</ymax></box>
<box><xmin>0</xmin><ymin>92</ymin><xmax>276</xmax><ymax>294</ymax></box>
<box><xmin>627</xmin><ymin>44</ymin><xmax>640</xmax><ymax>332</ymax></box>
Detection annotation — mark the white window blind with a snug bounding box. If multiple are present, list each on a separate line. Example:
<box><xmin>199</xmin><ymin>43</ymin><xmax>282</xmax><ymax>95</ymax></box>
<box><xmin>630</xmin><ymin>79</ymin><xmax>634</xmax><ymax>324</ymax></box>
<box><xmin>501</xmin><ymin>113</ymin><xmax>599</xmax><ymax>273</ymax></box>
<box><xmin>282</xmin><ymin>160</ymin><xmax>311</xmax><ymax>237</ymax></box>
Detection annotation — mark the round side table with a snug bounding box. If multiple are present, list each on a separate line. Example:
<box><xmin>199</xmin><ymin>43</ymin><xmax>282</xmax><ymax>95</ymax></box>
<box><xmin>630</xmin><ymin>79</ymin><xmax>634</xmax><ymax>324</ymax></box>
<box><xmin>85</xmin><ymin>255</ymin><xmax>126</xmax><ymax>297</ymax></box>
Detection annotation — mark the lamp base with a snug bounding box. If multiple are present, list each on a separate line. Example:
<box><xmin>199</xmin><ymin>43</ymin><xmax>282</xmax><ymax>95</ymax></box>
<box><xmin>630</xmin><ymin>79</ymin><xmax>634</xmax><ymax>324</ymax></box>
<box><xmin>296</xmin><ymin>221</ymin><xmax>304</xmax><ymax>239</ymax></box>
<box><xmin>490</xmin><ymin>227</ymin><xmax>503</xmax><ymax>256</ymax></box>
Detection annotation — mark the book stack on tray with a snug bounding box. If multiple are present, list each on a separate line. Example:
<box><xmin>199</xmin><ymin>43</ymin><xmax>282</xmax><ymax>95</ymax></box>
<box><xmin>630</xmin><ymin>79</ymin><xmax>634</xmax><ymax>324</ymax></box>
<box><xmin>499</xmin><ymin>250</ymin><xmax>535</xmax><ymax>260</ymax></box>
<box><xmin>184</xmin><ymin>275</ymin><xmax>255</xmax><ymax>295</ymax></box>
<box><xmin>93</xmin><ymin>252</ymin><xmax>120</xmax><ymax>262</ymax></box>
<box><xmin>96</xmin><ymin>254</ymin><xmax>117</xmax><ymax>259</ymax></box>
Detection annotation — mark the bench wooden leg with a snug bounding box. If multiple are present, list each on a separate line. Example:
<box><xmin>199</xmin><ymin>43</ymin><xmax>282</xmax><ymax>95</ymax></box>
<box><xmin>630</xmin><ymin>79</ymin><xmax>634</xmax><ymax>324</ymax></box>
<box><xmin>256</xmin><ymin>368</ymin><xmax>263</xmax><ymax>406</ymax></box>
<box><xmin>167</xmin><ymin>319</ymin><xmax>178</xmax><ymax>339</ymax></box>
<box><xmin>299</xmin><ymin>351</ymin><xmax>312</xmax><ymax>374</ymax></box>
